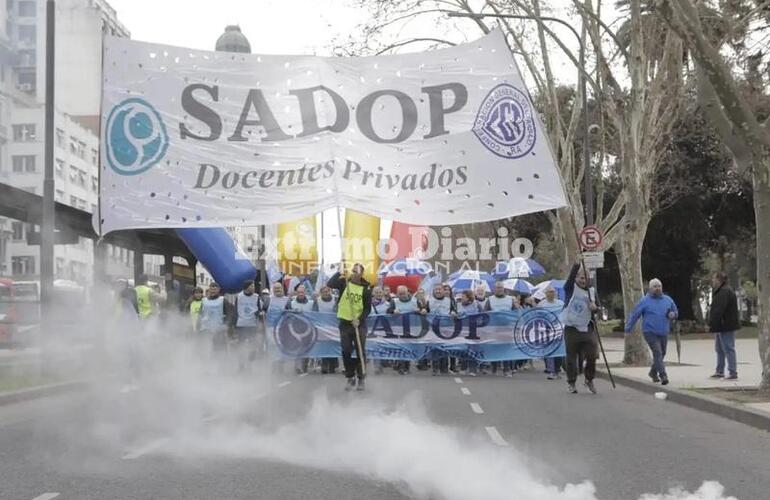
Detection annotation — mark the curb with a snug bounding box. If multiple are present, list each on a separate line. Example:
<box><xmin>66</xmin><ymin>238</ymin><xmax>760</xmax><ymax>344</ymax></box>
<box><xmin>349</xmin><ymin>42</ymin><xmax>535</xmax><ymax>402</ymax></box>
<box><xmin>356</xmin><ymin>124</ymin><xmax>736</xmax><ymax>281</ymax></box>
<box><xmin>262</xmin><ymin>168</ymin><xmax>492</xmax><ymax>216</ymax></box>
<box><xmin>595</xmin><ymin>370</ymin><xmax>770</xmax><ymax>433</ymax></box>
<box><xmin>0</xmin><ymin>380</ymin><xmax>89</xmax><ymax>407</ymax></box>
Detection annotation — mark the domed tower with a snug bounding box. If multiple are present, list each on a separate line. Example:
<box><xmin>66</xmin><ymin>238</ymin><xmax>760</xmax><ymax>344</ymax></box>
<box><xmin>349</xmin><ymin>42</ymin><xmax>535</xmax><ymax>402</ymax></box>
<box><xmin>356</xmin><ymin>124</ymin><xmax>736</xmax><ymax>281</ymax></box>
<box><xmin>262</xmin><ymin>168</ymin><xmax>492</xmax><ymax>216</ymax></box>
<box><xmin>215</xmin><ymin>25</ymin><xmax>251</xmax><ymax>54</ymax></box>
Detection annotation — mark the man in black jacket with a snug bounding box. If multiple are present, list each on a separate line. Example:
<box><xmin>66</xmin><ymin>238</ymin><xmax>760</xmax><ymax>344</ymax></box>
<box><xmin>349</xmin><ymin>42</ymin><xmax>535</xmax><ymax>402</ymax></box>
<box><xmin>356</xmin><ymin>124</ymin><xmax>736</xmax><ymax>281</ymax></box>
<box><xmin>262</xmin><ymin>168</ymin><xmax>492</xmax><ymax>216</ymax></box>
<box><xmin>709</xmin><ymin>272</ymin><xmax>740</xmax><ymax>380</ymax></box>
<box><xmin>327</xmin><ymin>263</ymin><xmax>373</xmax><ymax>391</ymax></box>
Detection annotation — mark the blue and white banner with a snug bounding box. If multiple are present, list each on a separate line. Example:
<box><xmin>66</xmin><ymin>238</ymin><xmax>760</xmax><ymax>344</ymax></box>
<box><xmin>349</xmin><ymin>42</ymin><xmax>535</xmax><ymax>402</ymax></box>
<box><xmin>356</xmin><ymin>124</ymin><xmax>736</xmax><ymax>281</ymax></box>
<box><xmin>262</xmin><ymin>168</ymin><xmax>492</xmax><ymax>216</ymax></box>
<box><xmin>267</xmin><ymin>309</ymin><xmax>564</xmax><ymax>362</ymax></box>
<box><xmin>97</xmin><ymin>30</ymin><xmax>566</xmax><ymax>234</ymax></box>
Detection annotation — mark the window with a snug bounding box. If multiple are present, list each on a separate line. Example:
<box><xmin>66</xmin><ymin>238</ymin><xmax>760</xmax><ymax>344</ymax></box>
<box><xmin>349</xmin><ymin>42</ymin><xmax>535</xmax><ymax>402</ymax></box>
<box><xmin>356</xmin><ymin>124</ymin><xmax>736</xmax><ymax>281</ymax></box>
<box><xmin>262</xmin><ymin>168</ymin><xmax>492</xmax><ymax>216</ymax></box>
<box><xmin>17</xmin><ymin>0</ymin><xmax>35</xmax><ymax>17</ymax></box>
<box><xmin>91</xmin><ymin>203</ymin><xmax>97</xmax><ymax>213</ymax></box>
<box><xmin>55</xmin><ymin>257</ymin><xmax>65</xmax><ymax>276</ymax></box>
<box><xmin>55</xmin><ymin>158</ymin><xmax>65</xmax><ymax>178</ymax></box>
<box><xmin>69</xmin><ymin>165</ymin><xmax>77</xmax><ymax>182</ymax></box>
<box><xmin>11</xmin><ymin>256</ymin><xmax>35</xmax><ymax>276</ymax></box>
<box><xmin>69</xmin><ymin>138</ymin><xmax>85</xmax><ymax>159</ymax></box>
<box><xmin>12</xmin><ymin>155</ymin><xmax>35</xmax><ymax>173</ymax></box>
<box><xmin>11</xmin><ymin>221</ymin><xmax>23</xmax><ymax>241</ymax></box>
<box><xmin>70</xmin><ymin>195</ymin><xmax>77</xmax><ymax>206</ymax></box>
<box><xmin>90</xmin><ymin>148</ymin><xmax>98</xmax><ymax>165</ymax></box>
<box><xmin>17</xmin><ymin>70</ymin><xmax>35</xmax><ymax>91</ymax></box>
<box><xmin>18</xmin><ymin>25</ymin><xmax>35</xmax><ymax>43</ymax></box>
<box><xmin>78</xmin><ymin>141</ymin><xmax>86</xmax><ymax>159</ymax></box>
<box><xmin>77</xmin><ymin>198</ymin><xmax>87</xmax><ymax>211</ymax></box>
<box><xmin>12</xmin><ymin>123</ymin><xmax>35</xmax><ymax>141</ymax></box>
<box><xmin>55</xmin><ymin>189</ymin><xmax>64</xmax><ymax>201</ymax></box>
<box><xmin>17</xmin><ymin>49</ymin><xmax>34</xmax><ymax>66</ymax></box>
<box><xmin>55</xmin><ymin>128</ymin><xmax>64</xmax><ymax>148</ymax></box>
<box><xmin>91</xmin><ymin>176</ymin><xmax>98</xmax><ymax>192</ymax></box>
<box><xmin>77</xmin><ymin>169</ymin><xmax>86</xmax><ymax>187</ymax></box>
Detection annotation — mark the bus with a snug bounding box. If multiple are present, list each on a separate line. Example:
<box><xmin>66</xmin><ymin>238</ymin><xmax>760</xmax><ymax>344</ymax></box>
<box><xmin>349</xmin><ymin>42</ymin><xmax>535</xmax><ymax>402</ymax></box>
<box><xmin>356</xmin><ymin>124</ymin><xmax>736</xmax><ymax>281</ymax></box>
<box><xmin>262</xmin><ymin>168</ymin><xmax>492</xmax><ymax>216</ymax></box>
<box><xmin>0</xmin><ymin>278</ymin><xmax>18</xmax><ymax>343</ymax></box>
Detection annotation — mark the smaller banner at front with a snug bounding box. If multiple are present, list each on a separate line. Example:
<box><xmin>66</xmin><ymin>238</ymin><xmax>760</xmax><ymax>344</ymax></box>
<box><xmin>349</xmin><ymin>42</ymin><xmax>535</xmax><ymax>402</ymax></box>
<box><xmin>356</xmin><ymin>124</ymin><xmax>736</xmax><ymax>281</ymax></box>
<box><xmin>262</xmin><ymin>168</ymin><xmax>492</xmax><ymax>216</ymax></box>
<box><xmin>267</xmin><ymin>309</ymin><xmax>564</xmax><ymax>362</ymax></box>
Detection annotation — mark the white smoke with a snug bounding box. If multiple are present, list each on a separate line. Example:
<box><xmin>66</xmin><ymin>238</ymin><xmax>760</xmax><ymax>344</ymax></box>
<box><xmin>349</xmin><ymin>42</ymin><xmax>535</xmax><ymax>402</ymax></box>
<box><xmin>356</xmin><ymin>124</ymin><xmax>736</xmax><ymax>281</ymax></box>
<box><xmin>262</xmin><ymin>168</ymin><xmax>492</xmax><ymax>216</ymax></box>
<box><xmin>37</xmin><ymin>284</ymin><xmax>738</xmax><ymax>500</ymax></box>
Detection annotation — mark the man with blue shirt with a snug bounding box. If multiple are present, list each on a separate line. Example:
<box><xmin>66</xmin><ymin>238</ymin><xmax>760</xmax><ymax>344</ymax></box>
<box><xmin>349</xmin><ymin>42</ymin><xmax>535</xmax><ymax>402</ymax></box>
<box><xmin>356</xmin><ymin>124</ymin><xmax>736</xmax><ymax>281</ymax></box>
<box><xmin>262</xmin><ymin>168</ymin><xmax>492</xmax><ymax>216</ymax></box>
<box><xmin>625</xmin><ymin>278</ymin><xmax>678</xmax><ymax>385</ymax></box>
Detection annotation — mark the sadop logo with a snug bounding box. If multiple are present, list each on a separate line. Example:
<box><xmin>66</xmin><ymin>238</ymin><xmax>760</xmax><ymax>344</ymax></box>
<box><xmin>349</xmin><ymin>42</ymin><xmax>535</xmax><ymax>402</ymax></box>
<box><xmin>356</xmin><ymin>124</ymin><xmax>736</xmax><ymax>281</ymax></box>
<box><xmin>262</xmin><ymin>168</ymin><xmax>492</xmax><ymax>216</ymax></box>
<box><xmin>105</xmin><ymin>98</ymin><xmax>169</xmax><ymax>176</ymax></box>
<box><xmin>273</xmin><ymin>312</ymin><xmax>318</xmax><ymax>357</ymax></box>
<box><xmin>473</xmin><ymin>83</ymin><xmax>536</xmax><ymax>159</ymax></box>
<box><xmin>513</xmin><ymin>309</ymin><xmax>564</xmax><ymax>358</ymax></box>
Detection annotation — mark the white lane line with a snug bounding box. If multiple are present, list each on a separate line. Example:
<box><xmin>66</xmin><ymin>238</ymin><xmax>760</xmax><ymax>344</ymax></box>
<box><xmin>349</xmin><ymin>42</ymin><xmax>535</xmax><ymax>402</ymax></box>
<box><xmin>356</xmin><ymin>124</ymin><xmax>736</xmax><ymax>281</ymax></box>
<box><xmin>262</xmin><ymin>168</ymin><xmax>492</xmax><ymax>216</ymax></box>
<box><xmin>121</xmin><ymin>438</ymin><xmax>169</xmax><ymax>460</ymax></box>
<box><xmin>485</xmin><ymin>426</ymin><xmax>509</xmax><ymax>447</ymax></box>
<box><xmin>469</xmin><ymin>402</ymin><xmax>484</xmax><ymax>414</ymax></box>
<box><xmin>31</xmin><ymin>494</ymin><xmax>60</xmax><ymax>500</ymax></box>
<box><xmin>299</xmin><ymin>373</ymin><xmax>308</xmax><ymax>378</ymax></box>
<box><xmin>460</xmin><ymin>387</ymin><xmax>471</xmax><ymax>396</ymax></box>
<box><xmin>278</xmin><ymin>381</ymin><xmax>292</xmax><ymax>388</ymax></box>
<box><xmin>454</xmin><ymin>377</ymin><xmax>463</xmax><ymax>384</ymax></box>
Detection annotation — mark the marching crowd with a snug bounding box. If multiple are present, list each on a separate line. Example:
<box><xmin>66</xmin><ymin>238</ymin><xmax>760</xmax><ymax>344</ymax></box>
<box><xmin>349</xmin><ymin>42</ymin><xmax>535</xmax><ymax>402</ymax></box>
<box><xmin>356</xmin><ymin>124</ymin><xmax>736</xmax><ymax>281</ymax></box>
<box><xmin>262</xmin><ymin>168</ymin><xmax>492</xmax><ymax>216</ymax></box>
<box><xmin>114</xmin><ymin>263</ymin><xmax>742</xmax><ymax>395</ymax></box>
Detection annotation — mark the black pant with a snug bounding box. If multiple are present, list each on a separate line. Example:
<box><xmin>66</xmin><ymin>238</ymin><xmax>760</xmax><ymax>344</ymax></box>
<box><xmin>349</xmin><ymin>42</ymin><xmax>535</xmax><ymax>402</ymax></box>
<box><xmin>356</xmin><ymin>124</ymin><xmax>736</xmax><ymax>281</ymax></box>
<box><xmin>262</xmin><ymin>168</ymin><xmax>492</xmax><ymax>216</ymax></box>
<box><xmin>565</xmin><ymin>326</ymin><xmax>598</xmax><ymax>384</ymax></box>
<box><xmin>339</xmin><ymin>319</ymin><xmax>367</xmax><ymax>379</ymax></box>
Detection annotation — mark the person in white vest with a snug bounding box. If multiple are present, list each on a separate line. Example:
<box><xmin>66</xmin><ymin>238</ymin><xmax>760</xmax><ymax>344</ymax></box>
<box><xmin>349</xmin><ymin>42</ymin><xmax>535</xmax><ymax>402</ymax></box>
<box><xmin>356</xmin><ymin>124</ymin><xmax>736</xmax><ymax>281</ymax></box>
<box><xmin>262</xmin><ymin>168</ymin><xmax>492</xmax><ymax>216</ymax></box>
<box><xmin>485</xmin><ymin>280</ymin><xmax>517</xmax><ymax>377</ymax></box>
<box><xmin>370</xmin><ymin>286</ymin><xmax>395</xmax><ymax>374</ymax></box>
<box><xmin>537</xmin><ymin>286</ymin><xmax>566</xmax><ymax>380</ymax></box>
<box><xmin>427</xmin><ymin>284</ymin><xmax>456</xmax><ymax>375</ymax></box>
<box><xmin>392</xmin><ymin>285</ymin><xmax>419</xmax><ymax>374</ymax></box>
<box><xmin>287</xmin><ymin>284</ymin><xmax>314</xmax><ymax>374</ymax></box>
<box><xmin>198</xmin><ymin>282</ymin><xmax>234</xmax><ymax>356</ymax></box>
<box><xmin>232</xmin><ymin>280</ymin><xmax>263</xmax><ymax>371</ymax></box>
<box><xmin>266</xmin><ymin>282</ymin><xmax>290</xmax><ymax>313</ymax></box>
<box><xmin>561</xmin><ymin>263</ymin><xmax>600</xmax><ymax>394</ymax></box>
<box><xmin>313</xmin><ymin>286</ymin><xmax>339</xmax><ymax>375</ymax></box>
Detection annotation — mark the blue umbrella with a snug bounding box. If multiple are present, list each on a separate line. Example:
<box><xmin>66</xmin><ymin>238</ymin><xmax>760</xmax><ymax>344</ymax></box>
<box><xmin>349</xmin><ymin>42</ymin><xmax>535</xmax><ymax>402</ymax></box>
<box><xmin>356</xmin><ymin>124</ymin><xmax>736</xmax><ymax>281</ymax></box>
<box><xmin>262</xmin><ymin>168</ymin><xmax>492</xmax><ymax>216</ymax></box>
<box><xmin>531</xmin><ymin>279</ymin><xmax>566</xmax><ymax>301</ymax></box>
<box><xmin>502</xmin><ymin>278</ymin><xmax>535</xmax><ymax>295</ymax></box>
<box><xmin>378</xmin><ymin>258</ymin><xmax>433</xmax><ymax>277</ymax></box>
<box><xmin>492</xmin><ymin>258</ymin><xmax>547</xmax><ymax>279</ymax></box>
<box><xmin>447</xmin><ymin>270</ymin><xmax>496</xmax><ymax>293</ymax></box>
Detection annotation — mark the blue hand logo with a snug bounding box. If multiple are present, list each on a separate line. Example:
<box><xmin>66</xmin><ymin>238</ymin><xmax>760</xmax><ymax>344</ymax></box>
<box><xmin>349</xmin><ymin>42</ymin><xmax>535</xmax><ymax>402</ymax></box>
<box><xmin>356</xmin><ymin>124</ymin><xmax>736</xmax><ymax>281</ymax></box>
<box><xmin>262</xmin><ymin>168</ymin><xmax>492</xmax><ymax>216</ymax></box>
<box><xmin>105</xmin><ymin>98</ymin><xmax>169</xmax><ymax>176</ymax></box>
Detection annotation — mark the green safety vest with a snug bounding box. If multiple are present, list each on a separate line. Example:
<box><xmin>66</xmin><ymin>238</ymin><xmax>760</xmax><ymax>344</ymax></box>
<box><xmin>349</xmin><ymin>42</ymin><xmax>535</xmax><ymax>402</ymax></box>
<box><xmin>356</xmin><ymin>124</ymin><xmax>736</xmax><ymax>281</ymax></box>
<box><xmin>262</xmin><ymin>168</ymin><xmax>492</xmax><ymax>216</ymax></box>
<box><xmin>135</xmin><ymin>285</ymin><xmax>153</xmax><ymax>319</ymax></box>
<box><xmin>190</xmin><ymin>299</ymin><xmax>202</xmax><ymax>330</ymax></box>
<box><xmin>337</xmin><ymin>281</ymin><xmax>364</xmax><ymax>321</ymax></box>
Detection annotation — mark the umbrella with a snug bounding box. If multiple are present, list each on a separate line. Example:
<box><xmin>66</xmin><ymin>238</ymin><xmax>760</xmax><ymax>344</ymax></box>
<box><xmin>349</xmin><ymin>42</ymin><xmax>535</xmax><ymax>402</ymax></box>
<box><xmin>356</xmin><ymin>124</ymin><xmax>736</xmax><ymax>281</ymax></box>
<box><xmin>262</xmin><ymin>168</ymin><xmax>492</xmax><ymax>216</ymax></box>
<box><xmin>531</xmin><ymin>279</ymin><xmax>567</xmax><ymax>301</ymax></box>
<box><xmin>447</xmin><ymin>270</ymin><xmax>496</xmax><ymax>293</ymax></box>
<box><xmin>492</xmin><ymin>258</ymin><xmax>546</xmax><ymax>279</ymax></box>
<box><xmin>378</xmin><ymin>258</ymin><xmax>432</xmax><ymax>277</ymax></box>
<box><xmin>502</xmin><ymin>278</ymin><xmax>534</xmax><ymax>295</ymax></box>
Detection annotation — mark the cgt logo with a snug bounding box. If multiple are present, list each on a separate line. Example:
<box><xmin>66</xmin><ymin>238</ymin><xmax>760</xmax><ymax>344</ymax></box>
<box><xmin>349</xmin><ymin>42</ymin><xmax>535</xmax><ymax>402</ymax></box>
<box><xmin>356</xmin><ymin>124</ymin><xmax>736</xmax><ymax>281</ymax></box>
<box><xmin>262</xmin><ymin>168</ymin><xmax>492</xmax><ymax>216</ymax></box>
<box><xmin>473</xmin><ymin>83</ymin><xmax>536</xmax><ymax>159</ymax></box>
<box><xmin>513</xmin><ymin>309</ymin><xmax>564</xmax><ymax>358</ymax></box>
<box><xmin>105</xmin><ymin>98</ymin><xmax>169</xmax><ymax>176</ymax></box>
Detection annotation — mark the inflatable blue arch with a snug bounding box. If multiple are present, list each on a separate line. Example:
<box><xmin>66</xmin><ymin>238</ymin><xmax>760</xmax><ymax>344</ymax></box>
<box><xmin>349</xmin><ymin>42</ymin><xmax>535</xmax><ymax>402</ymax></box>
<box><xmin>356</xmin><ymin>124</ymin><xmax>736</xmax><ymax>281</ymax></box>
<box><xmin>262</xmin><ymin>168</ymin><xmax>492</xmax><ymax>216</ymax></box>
<box><xmin>176</xmin><ymin>228</ymin><xmax>257</xmax><ymax>294</ymax></box>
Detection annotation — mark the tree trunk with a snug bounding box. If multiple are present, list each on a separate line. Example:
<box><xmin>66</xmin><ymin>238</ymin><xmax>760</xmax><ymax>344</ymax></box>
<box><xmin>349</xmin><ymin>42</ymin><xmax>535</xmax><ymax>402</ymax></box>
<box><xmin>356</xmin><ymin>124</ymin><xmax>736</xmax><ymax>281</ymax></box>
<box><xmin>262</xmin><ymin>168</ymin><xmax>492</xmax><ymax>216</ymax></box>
<box><xmin>554</xmin><ymin>207</ymin><xmax>580</xmax><ymax>276</ymax></box>
<box><xmin>754</xmin><ymin>149</ymin><xmax>770</xmax><ymax>394</ymax></box>
<box><xmin>616</xmin><ymin>220</ymin><xmax>652</xmax><ymax>365</ymax></box>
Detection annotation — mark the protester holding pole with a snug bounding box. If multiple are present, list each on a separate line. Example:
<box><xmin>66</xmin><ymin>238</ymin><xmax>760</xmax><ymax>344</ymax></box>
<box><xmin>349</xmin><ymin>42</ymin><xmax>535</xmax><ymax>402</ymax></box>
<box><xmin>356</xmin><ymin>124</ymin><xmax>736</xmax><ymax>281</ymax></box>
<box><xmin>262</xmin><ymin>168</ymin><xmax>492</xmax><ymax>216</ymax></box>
<box><xmin>327</xmin><ymin>263</ymin><xmax>372</xmax><ymax>391</ymax></box>
<box><xmin>561</xmin><ymin>262</ymin><xmax>600</xmax><ymax>394</ymax></box>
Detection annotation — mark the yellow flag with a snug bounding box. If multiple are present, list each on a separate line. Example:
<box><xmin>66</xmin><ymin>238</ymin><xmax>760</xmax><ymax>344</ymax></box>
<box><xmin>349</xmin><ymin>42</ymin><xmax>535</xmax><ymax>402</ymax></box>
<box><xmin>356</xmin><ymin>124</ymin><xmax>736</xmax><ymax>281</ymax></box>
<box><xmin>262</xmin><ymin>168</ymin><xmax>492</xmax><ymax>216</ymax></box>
<box><xmin>277</xmin><ymin>216</ymin><xmax>318</xmax><ymax>276</ymax></box>
<box><xmin>343</xmin><ymin>210</ymin><xmax>380</xmax><ymax>284</ymax></box>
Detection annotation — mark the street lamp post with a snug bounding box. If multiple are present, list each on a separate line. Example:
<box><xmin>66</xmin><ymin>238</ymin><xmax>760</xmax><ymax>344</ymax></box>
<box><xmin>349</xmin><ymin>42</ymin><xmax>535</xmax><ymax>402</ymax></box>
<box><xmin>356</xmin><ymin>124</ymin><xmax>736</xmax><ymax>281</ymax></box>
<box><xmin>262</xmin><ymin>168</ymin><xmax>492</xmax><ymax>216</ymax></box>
<box><xmin>41</xmin><ymin>0</ymin><xmax>56</xmax><ymax>305</ymax></box>
<box><xmin>447</xmin><ymin>12</ymin><xmax>593</xmax><ymax>226</ymax></box>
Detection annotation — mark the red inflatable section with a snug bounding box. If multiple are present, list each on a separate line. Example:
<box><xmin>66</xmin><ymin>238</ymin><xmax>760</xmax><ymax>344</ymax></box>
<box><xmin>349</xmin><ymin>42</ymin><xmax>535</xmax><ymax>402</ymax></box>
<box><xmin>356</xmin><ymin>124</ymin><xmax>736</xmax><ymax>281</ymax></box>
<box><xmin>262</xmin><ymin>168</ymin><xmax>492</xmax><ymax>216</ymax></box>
<box><xmin>388</xmin><ymin>222</ymin><xmax>429</xmax><ymax>262</ymax></box>
<box><xmin>382</xmin><ymin>274</ymin><xmax>423</xmax><ymax>294</ymax></box>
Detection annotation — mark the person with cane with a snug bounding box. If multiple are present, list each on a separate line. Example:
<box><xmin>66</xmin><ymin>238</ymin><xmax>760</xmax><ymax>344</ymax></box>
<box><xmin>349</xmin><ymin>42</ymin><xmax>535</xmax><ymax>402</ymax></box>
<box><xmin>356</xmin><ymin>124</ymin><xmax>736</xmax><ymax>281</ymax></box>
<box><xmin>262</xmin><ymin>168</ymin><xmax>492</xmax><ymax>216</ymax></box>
<box><xmin>561</xmin><ymin>261</ymin><xmax>601</xmax><ymax>394</ymax></box>
<box><xmin>327</xmin><ymin>263</ymin><xmax>372</xmax><ymax>391</ymax></box>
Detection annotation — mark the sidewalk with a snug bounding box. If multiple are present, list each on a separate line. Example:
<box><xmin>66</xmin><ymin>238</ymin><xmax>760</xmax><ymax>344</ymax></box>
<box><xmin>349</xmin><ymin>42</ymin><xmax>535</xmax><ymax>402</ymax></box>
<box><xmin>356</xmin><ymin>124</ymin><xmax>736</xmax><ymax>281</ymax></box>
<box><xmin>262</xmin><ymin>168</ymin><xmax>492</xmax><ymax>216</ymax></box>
<box><xmin>599</xmin><ymin>335</ymin><xmax>770</xmax><ymax>427</ymax></box>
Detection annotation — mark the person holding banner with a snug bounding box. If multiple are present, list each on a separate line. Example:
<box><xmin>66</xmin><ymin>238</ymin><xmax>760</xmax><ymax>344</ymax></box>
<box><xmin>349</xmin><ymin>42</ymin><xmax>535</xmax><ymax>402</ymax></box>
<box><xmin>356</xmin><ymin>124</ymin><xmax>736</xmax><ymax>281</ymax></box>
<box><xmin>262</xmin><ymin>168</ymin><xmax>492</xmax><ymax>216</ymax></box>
<box><xmin>427</xmin><ymin>284</ymin><xmax>457</xmax><ymax>375</ymax></box>
<box><xmin>537</xmin><ymin>287</ymin><xmax>566</xmax><ymax>380</ymax></box>
<box><xmin>327</xmin><ymin>264</ymin><xmax>372</xmax><ymax>391</ymax></box>
<box><xmin>287</xmin><ymin>284</ymin><xmax>314</xmax><ymax>374</ymax></box>
<box><xmin>485</xmin><ymin>281</ymin><xmax>518</xmax><ymax>377</ymax></box>
<box><xmin>561</xmin><ymin>263</ymin><xmax>600</xmax><ymax>394</ymax></box>
<box><xmin>232</xmin><ymin>280</ymin><xmax>262</xmax><ymax>372</ymax></box>
<box><xmin>392</xmin><ymin>285</ymin><xmax>419</xmax><ymax>375</ymax></box>
<box><xmin>313</xmin><ymin>286</ymin><xmax>339</xmax><ymax>375</ymax></box>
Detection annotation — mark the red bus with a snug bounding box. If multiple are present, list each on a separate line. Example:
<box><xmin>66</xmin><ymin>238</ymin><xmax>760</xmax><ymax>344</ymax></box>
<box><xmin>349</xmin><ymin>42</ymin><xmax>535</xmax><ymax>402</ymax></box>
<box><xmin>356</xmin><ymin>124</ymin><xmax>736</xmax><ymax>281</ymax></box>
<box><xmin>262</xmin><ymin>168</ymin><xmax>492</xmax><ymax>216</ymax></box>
<box><xmin>0</xmin><ymin>278</ymin><xmax>17</xmax><ymax>344</ymax></box>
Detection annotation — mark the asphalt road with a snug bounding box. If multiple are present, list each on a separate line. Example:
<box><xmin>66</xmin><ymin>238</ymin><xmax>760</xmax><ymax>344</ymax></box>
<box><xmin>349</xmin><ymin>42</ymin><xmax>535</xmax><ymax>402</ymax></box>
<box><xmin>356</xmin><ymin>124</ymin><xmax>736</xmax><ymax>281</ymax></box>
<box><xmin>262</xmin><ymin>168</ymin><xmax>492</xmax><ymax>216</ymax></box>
<box><xmin>1</xmin><ymin>365</ymin><xmax>769</xmax><ymax>500</ymax></box>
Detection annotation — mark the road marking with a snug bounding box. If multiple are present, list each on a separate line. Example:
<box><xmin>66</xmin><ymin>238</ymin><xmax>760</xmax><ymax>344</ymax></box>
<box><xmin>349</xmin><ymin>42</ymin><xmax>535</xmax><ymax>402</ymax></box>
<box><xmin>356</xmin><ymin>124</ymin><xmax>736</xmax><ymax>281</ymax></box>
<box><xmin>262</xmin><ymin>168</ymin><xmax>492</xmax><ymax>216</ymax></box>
<box><xmin>469</xmin><ymin>402</ymin><xmax>484</xmax><ymax>414</ymax></box>
<box><xmin>31</xmin><ymin>494</ymin><xmax>60</xmax><ymax>500</ymax></box>
<box><xmin>460</xmin><ymin>387</ymin><xmax>471</xmax><ymax>396</ymax></box>
<box><xmin>122</xmin><ymin>438</ymin><xmax>169</xmax><ymax>460</ymax></box>
<box><xmin>278</xmin><ymin>381</ymin><xmax>292</xmax><ymax>388</ymax></box>
<box><xmin>454</xmin><ymin>377</ymin><xmax>463</xmax><ymax>384</ymax></box>
<box><xmin>299</xmin><ymin>373</ymin><xmax>308</xmax><ymax>378</ymax></box>
<box><xmin>485</xmin><ymin>426</ymin><xmax>509</xmax><ymax>447</ymax></box>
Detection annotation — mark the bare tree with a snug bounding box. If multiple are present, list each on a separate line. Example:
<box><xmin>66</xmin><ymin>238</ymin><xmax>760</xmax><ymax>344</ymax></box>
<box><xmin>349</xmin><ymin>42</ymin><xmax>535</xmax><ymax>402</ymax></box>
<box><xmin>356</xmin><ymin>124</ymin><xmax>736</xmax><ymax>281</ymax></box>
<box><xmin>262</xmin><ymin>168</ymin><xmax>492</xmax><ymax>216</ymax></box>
<box><xmin>655</xmin><ymin>0</ymin><xmax>770</xmax><ymax>392</ymax></box>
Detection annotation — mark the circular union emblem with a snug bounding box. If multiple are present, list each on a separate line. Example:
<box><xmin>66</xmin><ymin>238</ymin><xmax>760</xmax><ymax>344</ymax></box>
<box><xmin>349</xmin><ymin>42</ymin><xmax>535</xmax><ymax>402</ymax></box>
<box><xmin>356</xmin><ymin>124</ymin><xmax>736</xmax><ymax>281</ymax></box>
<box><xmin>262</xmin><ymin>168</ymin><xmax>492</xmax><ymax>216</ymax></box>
<box><xmin>513</xmin><ymin>309</ymin><xmax>564</xmax><ymax>358</ymax></box>
<box><xmin>104</xmin><ymin>97</ymin><xmax>169</xmax><ymax>176</ymax></box>
<box><xmin>273</xmin><ymin>312</ymin><xmax>318</xmax><ymax>357</ymax></box>
<box><xmin>472</xmin><ymin>84</ymin><xmax>537</xmax><ymax>159</ymax></box>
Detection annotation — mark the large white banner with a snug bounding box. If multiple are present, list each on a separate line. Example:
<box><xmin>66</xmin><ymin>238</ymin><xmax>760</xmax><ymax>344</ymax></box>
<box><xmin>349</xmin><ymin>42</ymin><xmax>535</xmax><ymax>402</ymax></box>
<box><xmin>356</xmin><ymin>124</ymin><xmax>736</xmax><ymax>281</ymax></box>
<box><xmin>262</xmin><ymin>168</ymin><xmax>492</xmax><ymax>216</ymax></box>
<box><xmin>97</xmin><ymin>30</ymin><xmax>566</xmax><ymax>234</ymax></box>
